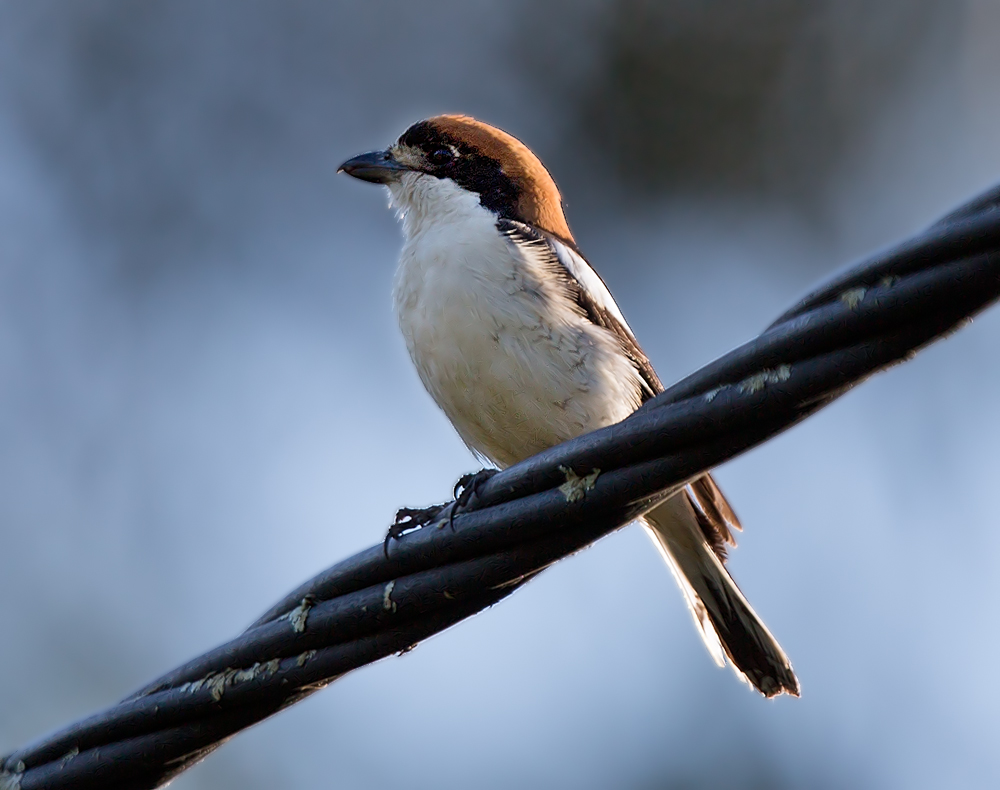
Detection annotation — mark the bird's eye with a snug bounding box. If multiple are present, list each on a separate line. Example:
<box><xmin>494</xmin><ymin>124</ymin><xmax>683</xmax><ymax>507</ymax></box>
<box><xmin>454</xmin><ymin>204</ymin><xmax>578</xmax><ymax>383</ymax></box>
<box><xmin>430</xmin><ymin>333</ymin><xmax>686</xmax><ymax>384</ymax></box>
<box><xmin>428</xmin><ymin>148</ymin><xmax>455</xmax><ymax>166</ymax></box>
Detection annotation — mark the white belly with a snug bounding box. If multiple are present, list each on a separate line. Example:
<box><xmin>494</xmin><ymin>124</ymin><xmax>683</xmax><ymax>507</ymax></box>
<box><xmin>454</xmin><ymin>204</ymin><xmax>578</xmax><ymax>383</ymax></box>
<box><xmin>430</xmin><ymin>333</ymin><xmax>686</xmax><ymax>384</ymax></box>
<box><xmin>391</xmin><ymin>190</ymin><xmax>642</xmax><ymax>468</ymax></box>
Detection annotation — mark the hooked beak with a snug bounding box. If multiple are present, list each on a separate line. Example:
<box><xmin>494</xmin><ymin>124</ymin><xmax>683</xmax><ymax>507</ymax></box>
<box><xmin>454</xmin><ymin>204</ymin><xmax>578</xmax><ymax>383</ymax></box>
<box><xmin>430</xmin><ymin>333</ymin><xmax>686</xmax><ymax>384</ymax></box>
<box><xmin>337</xmin><ymin>149</ymin><xmax>410</xmax><ymax>184</ymax></box>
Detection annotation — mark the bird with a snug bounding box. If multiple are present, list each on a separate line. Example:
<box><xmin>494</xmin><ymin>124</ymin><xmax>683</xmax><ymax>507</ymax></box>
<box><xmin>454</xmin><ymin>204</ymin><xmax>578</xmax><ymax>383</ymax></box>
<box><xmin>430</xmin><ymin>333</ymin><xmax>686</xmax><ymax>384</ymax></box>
<box><xmin>339</xmin><ymin>115</ymin><xmax>799</xmax><ymax>698</ymax></box>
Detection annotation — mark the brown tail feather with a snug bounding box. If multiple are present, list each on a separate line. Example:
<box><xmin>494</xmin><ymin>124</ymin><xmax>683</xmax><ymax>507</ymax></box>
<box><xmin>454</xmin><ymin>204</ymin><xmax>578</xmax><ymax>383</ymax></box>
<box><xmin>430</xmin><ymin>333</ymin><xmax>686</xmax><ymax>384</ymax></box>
<box><xmin>690</xmin><ymin>475</ymin><xmax>742</xmax><ymax>540</ymax></box>
<box><xmin>642</xmin><ymin>488</ymin><xmax>799</xmax><ymax>698</ymax></box>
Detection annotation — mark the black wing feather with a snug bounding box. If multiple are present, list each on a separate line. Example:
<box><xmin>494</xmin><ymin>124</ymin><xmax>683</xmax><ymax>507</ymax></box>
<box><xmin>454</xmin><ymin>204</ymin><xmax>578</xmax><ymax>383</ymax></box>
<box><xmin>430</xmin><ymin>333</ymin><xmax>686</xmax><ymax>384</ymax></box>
<box><xmin>496</xmin><ymin>218</ymin><xmax>662</xmax><ymax>400</ymax></box>
<box><xmin>497</xmin><ymin>218</ymin><xmax>738</xmax><ymax>561</ymax></box>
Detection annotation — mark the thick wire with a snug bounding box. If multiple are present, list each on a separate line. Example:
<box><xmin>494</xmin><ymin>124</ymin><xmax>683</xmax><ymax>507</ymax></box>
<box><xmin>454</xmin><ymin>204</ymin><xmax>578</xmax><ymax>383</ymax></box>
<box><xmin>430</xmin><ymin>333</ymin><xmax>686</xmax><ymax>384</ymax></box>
<box><xmin>4</xmin><ymin>184</ymin><xmax>1000</xmax><ymax>790</ymax></box>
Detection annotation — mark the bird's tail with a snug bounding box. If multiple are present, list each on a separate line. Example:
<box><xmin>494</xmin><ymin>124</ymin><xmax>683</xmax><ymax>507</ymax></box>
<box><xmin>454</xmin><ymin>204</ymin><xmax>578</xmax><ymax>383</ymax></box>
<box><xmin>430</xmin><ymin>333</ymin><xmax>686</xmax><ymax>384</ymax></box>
<box><xmin>642</xmin><ymin>478</ymin><xmax>799</xmax><ymax>697</ymax></box>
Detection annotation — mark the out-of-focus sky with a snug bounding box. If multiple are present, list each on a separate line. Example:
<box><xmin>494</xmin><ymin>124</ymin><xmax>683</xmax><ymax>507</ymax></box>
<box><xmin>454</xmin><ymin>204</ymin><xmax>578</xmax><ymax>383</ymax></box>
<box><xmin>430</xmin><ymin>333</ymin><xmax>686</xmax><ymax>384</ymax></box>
<box><xmin>1</xmin><ymin>1</ymin><xmax>999</xmax><ymax>788</ymax></box>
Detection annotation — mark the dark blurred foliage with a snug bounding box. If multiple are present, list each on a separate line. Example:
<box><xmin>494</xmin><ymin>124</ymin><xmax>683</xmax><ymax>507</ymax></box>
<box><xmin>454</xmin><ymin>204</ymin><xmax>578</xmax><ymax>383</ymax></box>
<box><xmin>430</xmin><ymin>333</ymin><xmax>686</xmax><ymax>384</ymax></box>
<box><xmin>0</xmin><ymin>0</ymin><xmax>961</xmax><ymax>286</ymax></box>
<box><xmin>521</xmin><ymin>0</ymin><xmax>956</xmax><ymax>201</ymax></box>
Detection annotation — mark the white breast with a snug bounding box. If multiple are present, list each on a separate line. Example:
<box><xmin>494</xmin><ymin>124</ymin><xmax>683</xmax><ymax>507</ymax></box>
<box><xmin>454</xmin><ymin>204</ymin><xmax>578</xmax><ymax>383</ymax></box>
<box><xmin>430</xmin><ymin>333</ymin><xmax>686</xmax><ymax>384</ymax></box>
<box><xmin>388</xmin><ymin>173</ymin><xmax>643</xmax><ymax>468</ymax></box>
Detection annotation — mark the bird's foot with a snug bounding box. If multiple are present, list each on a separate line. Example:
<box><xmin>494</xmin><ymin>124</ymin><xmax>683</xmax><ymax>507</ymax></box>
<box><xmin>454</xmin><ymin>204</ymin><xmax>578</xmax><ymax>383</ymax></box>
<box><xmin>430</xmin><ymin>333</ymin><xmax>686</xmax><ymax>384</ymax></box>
<box><xmin>384</xmin><ymin>503</ymin><xmax>450</xmax><ymax>557</ymax></box>
<box><xmin>382</xmin><ymin>469</ymin><xmax>499</xmax><ymax>557</ymax></box>
<box><xmin>453</xmin><ymin>468</ymin><xmax>499</xmax><ymax>512</ymax></box>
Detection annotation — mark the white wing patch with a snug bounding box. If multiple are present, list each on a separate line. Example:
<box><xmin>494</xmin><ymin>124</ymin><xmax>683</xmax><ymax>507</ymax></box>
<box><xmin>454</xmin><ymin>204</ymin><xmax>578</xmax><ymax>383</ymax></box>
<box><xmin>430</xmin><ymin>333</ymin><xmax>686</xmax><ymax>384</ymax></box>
<box><xmin>550</xmin><ymin>240</ymin><xmax>635</xmax><ymax>337</ymax></box>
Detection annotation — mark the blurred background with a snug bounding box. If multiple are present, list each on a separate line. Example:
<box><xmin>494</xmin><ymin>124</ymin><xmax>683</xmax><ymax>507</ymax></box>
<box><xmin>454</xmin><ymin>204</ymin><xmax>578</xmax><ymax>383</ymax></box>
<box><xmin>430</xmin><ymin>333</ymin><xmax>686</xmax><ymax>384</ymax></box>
<box><xmin>1</xmin><ymin>1</ymin><xmax>999</xmax><ymax>787</ymax></box>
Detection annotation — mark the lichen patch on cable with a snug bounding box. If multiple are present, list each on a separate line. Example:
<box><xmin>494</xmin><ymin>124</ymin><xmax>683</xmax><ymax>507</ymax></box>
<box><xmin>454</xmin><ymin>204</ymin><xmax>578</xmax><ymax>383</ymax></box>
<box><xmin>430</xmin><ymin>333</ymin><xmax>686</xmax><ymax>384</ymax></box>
<box><xmin>383</xmin><ymin>580</ymin><xmax>397</xmax><ymax>613</ymax></box>
<box><xmin>737</xmin><ymin>365</ymin><xmax>791</xmax><ymax>395</ymax></box>
<box><xmin>296</xmin><ymin>650</ymin><xmax>317</xmax><ymax>667</ymax></box>
<box><xmin>558</xmin><ymin>466</ymin><xmax>600</xmax><ymax>502</ymax></box>
<box><xmin>704</xmin><ymin>385</ymin><xmax>725</xmax><ymax>402</ymax></box>
<box><xmin>840</xmin><ymin>287</ymin><xmax>867</xmax><ymax>309</ymax></box>
<box><xmin>179</xmin><ymin>659</ymin><xmax>282</xmax><ymax>702</ymax></box>
<box><xmin>280</xmin><ymin>596</ymin><xmax>314</xmax><ymax>634</ymax></box>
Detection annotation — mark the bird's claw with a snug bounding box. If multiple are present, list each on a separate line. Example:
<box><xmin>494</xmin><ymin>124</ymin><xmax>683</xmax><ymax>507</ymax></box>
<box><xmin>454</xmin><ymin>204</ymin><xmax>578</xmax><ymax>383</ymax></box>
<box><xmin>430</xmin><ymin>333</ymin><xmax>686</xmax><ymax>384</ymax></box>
<box><xmin>382</xmin><ymin>469</ymin><xmax>498</xmax><ymax>557</ymax></box>
<box><xmin>453</xmin><ymin>468</ymin><xmax>499</xmax><ymax>511</ymax></box>
<box><xmin>384</xmin><ymin>504</ymin><xmax>449</xmax><ymax>557</ymax></box>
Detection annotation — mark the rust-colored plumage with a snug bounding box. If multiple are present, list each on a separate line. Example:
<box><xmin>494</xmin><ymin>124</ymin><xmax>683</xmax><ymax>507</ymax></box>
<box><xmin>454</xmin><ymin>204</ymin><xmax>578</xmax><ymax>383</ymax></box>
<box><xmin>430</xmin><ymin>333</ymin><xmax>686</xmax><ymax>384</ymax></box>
<box><xmin>426</xmin><ymin>115</ymin><xmax>575</xmax><ymax>244</ymax></box>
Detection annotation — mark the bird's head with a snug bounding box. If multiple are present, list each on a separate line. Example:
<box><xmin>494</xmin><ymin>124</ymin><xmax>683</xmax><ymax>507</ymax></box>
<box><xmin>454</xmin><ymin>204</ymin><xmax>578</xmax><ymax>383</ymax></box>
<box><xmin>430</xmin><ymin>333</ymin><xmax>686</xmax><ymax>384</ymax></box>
<box><xmin>339</xmin><ymin>115</ymin><xmax>573</xmax><ymax>244</ymax></box>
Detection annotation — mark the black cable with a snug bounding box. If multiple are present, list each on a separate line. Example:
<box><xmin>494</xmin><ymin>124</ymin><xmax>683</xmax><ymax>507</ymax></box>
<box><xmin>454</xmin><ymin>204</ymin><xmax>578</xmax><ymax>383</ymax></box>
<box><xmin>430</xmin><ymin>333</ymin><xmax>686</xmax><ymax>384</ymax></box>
<box><xmin>4</xmin><ymin>186</ymin><xmax>1000</xmax><ymax>790</ymax></box>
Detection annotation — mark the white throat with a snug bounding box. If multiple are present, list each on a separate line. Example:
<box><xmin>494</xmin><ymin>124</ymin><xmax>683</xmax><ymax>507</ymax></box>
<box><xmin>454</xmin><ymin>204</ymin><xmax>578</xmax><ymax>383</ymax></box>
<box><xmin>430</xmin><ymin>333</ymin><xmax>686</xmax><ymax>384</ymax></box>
<box><xmin>386</xmin><ymin>172</ymin><xmax>488</xmax><ymax>243</ymax></box>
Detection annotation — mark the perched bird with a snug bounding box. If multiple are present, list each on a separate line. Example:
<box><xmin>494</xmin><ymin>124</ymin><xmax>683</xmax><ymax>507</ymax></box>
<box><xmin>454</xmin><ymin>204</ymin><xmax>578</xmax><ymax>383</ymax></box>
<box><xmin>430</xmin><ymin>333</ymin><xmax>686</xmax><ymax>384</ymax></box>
<box><xmin>340</xmin><ymin>115</ymin><xmax>799</xmax><ymax>697</ymax></box>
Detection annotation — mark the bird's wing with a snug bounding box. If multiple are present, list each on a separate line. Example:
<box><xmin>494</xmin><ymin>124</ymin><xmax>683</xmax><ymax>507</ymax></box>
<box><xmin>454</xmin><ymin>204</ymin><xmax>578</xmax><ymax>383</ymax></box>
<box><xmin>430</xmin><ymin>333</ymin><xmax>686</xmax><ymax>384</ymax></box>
<box><xmin>498</xmin><ymin>218</ymin><xmax>741</xmax><ymax>560</ymax></box>
<box><xmin>497</xmin><ymin>218</ymin><xmax>663</xmax><ymax>400</ymax></box>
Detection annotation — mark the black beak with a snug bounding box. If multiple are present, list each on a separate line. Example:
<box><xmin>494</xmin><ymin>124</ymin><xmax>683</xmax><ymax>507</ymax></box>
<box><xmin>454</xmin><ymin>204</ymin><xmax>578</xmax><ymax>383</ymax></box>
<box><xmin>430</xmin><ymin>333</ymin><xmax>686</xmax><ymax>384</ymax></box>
<box><xmin>337</xmin><ymin>149</ymin><xmax>410</xmax><ymax>184</ymax></box>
